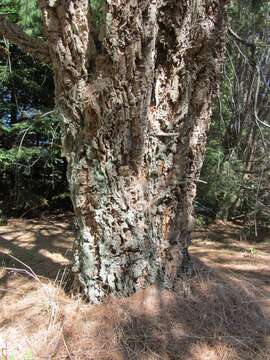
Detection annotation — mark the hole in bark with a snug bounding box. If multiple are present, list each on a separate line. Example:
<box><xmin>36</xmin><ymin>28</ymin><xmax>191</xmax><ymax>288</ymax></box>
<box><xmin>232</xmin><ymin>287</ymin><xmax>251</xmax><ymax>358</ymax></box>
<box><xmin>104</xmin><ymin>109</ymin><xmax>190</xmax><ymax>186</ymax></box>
<box><xmin>110</xmin><ymin>246</ymin><xmax>117</xmax><ymax>255</ymax></box>
<box><xmin>120</xmin><ymin>235</ymin><xmax>125</xmax><ymax>246</ymax></box>
<box><xmin>101</xmin><ymin>283</ymin><xmax>110</xmax><ymax>291</ymax></box>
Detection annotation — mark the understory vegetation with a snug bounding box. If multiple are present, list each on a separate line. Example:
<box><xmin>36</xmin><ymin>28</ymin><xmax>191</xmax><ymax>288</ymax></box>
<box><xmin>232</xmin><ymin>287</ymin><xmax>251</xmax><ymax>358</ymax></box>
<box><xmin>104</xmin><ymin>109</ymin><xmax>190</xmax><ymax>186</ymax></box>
<box><xmin>196</xmin><ymin>1</ymin><xmax>270</xmax><ymax>233</ymax></box>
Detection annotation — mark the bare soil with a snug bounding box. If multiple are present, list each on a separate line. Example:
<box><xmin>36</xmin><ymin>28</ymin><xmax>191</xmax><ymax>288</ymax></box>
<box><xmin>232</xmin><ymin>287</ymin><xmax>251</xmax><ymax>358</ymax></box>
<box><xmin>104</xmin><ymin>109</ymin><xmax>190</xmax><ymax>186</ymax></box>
<box><xmin>0</xmin><ymin>216</ymin><xmax>269</xmax><ymax>359</ymax></box>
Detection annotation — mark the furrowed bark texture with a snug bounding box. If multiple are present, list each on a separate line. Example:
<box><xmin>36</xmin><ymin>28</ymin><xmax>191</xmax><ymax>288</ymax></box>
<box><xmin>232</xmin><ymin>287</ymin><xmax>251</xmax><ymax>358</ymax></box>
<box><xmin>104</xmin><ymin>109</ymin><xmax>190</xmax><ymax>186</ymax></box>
<box><xmin>37</xmin><ymin>0</ymin><xmax>227</xmax><ymax>303</ymax></box>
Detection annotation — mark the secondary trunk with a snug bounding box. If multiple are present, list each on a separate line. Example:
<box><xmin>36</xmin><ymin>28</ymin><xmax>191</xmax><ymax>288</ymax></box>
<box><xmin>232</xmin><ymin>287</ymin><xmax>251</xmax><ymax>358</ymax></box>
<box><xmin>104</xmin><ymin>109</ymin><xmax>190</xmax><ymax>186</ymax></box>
<box><xmin>39</xmin><ymin>0</ymin><xmax>227</xmax><ymax>303</ymax></box>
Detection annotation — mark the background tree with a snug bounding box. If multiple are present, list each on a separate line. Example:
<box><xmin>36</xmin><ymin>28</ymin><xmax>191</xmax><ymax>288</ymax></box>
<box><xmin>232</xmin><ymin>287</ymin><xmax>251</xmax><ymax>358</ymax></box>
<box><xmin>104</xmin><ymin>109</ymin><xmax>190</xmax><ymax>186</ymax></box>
<box><xmin>0</xmin><ymin>0</ymin><xmax>227</xmax><ymax>303</ymax></box>
<box><xmin>196</xmin><ymin>0</ymin><xmax>270</xmax><ymax>234</ymax></box>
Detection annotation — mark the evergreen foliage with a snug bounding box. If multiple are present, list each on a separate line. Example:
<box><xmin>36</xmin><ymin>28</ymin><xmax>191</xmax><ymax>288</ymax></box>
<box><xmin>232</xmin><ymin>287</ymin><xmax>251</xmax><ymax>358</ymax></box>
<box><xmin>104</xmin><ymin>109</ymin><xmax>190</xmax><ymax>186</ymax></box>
<box><xmin>0</xmin><ymin>112</ymin><xmax>70</xmax><ymax>216</ymax></box>
<box><xmin>0</xmin><ymin>0</ymin><xmax>41</xmax><ymax>35</ymax></box>
<box><xmin>0</xmin><ymin>2</ymin><xmax>70</xmax><ymax>217</ymax></box>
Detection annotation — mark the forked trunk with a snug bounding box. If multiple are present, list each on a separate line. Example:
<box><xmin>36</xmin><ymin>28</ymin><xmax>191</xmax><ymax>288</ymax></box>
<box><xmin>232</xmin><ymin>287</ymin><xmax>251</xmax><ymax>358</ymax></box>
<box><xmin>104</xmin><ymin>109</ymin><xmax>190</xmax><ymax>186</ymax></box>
<box><xmin>39</xmin><ymin>0</ymin><xmax>227</xmax><ymax>303</ymax></box>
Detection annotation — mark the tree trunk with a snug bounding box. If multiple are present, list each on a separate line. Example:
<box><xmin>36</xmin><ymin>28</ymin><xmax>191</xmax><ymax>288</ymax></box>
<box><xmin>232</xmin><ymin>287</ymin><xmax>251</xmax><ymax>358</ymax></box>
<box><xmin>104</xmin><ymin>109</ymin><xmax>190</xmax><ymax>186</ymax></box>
<box><xmin>36</xmin><ymin>0</ymin><xmax>227</xmax><ymax>303</ymax></box>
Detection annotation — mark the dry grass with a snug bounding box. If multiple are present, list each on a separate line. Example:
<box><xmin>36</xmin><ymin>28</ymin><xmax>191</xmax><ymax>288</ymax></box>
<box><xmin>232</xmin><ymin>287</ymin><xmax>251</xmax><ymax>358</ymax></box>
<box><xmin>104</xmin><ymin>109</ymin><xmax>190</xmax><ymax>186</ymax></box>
<box><xmin>0</xmin><ymin>218</ymin><xmax>270</xmax><ymax>359</ymax></box>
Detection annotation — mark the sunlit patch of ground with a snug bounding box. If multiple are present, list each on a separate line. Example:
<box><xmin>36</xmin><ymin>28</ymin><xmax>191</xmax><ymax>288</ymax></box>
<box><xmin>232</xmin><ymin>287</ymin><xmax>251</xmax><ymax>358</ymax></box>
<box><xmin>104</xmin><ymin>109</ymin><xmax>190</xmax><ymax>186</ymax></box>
<box><xmin>0</xmin><ymin>217</ymin><xmax>269</xmax><ymax>359</ymax></box>
<box><xmin>192</xmin><ymin>222</ymin><xmax>270</xmax><ymax>303</ymax></box>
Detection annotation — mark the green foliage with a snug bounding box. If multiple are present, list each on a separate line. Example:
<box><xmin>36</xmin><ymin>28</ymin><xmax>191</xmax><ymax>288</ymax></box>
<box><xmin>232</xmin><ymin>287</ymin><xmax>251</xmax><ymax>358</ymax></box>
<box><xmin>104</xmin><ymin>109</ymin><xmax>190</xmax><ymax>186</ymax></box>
<box><xmin>0</xmin><ymin>349</ymin><xmax>33</xmax><ymax>360</ymax></box>
<box><xmin>249</xmin><ymin>247</ymin><xmax>257</xmax><ymax>255</ymax></box>
<box><xmin>0</xmin><ymin>209</ymin><xmax>7</xmax><ymax>226</ymax></box>
<box><xmin>17</xmin><ymin>0</ymin><xmax>41</xmax><ymax>36</ymax></box>
<box><xmin>90</xmin><ymin>0</ymin><xmax>106</xmax><ymax>32</ymax></box>
<box><xmin>197</xmin><ymin>140</ymin><xmax>243</xmax><ymax>220</ymax></box>
<box><xmin>0</xmin><ymin>112</ymin><xmax>70</xmax><ymax>216</ymax></box>
<box><xmin>0</xmin><ymin>0</ymin><xmax>41</xmax><ymax>36</ymax></box>
<box><xmin>0</xmin><ymin>2</ymin><xmax>71</xmax><ymax>217</ymax></box>
<box><xmin>195</xmin><ymin>214</ymin><xmax>207</xmax><ymax>229</ymax></box>
<box><xmin>0</xmin><ymin>41</ymin><xmax>54</xmax><ymax>126</ymax></box>
<box><xmin>0</xmin><ymin>0</ymin><xmax>20</xmax><ymax>19</ymax></box>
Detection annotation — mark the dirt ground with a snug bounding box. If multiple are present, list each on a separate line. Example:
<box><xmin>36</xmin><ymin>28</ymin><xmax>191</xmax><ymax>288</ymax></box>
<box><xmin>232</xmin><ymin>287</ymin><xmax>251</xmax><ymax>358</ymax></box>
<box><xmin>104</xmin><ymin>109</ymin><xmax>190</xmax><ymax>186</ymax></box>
<box><xmin>0</xmin><ymin>216</ymin><xmax>269</xmax><ymax>359</ymax></box>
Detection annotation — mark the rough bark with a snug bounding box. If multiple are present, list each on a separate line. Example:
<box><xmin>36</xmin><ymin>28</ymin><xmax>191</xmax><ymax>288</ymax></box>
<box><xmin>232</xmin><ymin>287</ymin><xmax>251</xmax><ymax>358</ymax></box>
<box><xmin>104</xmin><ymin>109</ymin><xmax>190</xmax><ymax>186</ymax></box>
<box><xmin>2</xmin><ymin>0</ymin><xmax>228</xmax><ymax>303</ymax></box>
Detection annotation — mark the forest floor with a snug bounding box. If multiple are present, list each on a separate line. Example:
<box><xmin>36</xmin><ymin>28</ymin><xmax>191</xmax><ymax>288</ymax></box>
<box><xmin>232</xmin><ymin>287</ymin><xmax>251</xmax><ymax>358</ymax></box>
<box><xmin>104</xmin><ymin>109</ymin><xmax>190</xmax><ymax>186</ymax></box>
<box><xmin>0</xmin><ymin>216</ymin><xmax>269</xmax><ymax>360</ymax></box>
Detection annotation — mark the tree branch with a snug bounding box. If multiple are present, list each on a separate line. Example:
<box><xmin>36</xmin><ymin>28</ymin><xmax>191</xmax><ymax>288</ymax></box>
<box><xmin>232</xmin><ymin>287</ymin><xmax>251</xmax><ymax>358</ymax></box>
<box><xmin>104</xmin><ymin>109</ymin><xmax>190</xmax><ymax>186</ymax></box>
<box><xmin>228</xmin><ymin>27</ymin><xmax>256</xmax><ymax>50</ymax></box>
<box><xmin>0</xmin><ymin>17</ymin><xmax>50</xmax><ymax>64</ymax></box>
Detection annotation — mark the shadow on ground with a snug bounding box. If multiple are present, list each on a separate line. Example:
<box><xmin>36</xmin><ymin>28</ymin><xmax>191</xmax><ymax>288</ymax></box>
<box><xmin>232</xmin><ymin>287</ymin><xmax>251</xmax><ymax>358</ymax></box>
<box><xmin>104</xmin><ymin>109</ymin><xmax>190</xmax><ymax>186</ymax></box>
<box><xmin>0</xmin><ymin>217</ymin><xmax>269</xmax><ymax>359</ymax></box>
<box><xmin>0</xmin><ymin>214</ymin><xmax>74</xmax><ymax>301</ymax></box>
<box><xmin>69</xmin><ymin>258</ymin><xmax>270</xmax><ymax>360</ymax></box>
